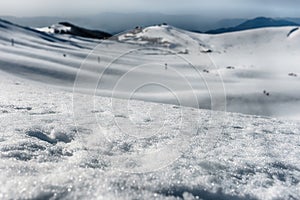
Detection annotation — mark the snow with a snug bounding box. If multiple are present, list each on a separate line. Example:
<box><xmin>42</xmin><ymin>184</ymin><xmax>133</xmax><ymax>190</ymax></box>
<box><xmin>1</xmin><ymin>22</ymin><xmax>300</xmax><ymax>119</ymax></box>
<box><xmin>0</xmin><ymin>72</ymin><xmax>300</xmax><ymax>199</ymax></box>
<box><xmin>0</xmin><ymin>20</ymin><xmax>300</xmax><ymax>199</ymax></box>
<box><xmin>36</xmin><ymin>24</ymin><xmax>72</xmax><ymax>34</ymax></box>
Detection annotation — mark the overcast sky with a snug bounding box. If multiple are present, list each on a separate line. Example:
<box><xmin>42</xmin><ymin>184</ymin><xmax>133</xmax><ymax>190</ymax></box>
<box><xmin>1</xmin><ymin>0</ymin><xmax>300</xmax><ymax>18</ymax></box>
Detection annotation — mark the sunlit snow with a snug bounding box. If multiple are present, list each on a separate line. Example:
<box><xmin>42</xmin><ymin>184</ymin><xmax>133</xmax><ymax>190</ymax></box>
<box><xmin>0</xmin><ymin>19</ymin><xmax>299</xmax><ymax>199</ymax></box>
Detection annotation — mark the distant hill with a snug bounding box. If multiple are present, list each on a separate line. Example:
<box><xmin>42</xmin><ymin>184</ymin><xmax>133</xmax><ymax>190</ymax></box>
<box><xmin>59</xmin><ymin>22</ymin><xmax>112</xmax><ymax>39</ymax></box>
<box><xmin>37</xmin><ymin>22</ymin><xmax>112</xmax><ymax>39</ymax></box>
<box><xmin>206</xmin><ymin>17</ymin><xmax>299</xmax><ymax>34</ymax></box>
<box><xmin>285</xmin><ymin>18</ymin><xmax>300</xmax><ymax>25</ymax></box>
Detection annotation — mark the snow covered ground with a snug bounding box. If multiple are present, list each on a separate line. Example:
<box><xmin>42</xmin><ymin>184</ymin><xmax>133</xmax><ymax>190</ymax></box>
<box><xmin>1</xmin><ymin>69</ymin><xmax>300</xmax><ymax>200</ymax></box>
<box><xmin>0</xmin><ymin>19</ymin><xmax>300</xmax><ymax>199</ymax></box>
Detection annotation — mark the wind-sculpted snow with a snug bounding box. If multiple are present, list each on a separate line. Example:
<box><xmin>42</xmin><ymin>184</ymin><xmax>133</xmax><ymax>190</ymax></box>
<box><xmin>0</xmin><ymin>72</ymin><xmax>299</xmax><ymax>199</ymax></box>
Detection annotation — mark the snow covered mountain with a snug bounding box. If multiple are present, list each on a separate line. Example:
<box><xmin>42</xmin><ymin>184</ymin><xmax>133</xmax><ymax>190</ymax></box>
<box><xmin>37</xmin><ymin>22</ymin><xmax>112</xmax><ymax>39</ymax></box>
<box><xmin>0</xmin><ymin>19</ymin><xmax>300</xmax><ymax>199</ymax></box>
<box><xmin>1</xmin><ymin>19</ymin><xmax>299</xmax><ymax>119</ymax></box>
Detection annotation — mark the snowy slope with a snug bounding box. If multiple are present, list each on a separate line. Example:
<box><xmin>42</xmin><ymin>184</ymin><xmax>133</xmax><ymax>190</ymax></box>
<box><xmin>192</xmin><ymin>27</ymin><xmax>300</xmax><ymax>119</ymax></box>
<box><xmin>0</xmin><ymin>19</ymin><xmax>96</xmax><ymax>86</ymax></box>
<box><xmin>81</xmin><ymin>24</ymin><xmax>300</xmax><ymax>120</ymax></box>
<box><xmin>0</xmin><ymin>20</ymin><xmax>300</xmax><ymax>120</ymax></box>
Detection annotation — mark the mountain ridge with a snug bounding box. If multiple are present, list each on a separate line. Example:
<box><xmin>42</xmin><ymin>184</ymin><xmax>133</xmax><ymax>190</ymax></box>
<box><xmin>37</xmin><ymin>22</ymin><xmax>112</xmax><ymax>39</ymax></box>
<box><xmin>206</xmin><ymin>17</ymin><xmax>299</xmax><ymax>34</ymax></box>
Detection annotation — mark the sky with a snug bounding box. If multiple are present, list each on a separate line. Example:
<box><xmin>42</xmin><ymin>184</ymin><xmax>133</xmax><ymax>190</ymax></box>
<box><xmin>1</xmin><ymin>0</ymin><xmax>300</xmax><ymax>18</ymax></box>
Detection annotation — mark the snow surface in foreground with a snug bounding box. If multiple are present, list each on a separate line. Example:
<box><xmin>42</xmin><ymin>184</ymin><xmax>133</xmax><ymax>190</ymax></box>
<box><xmin>0</xmin><ymin>72</ymin><xmax>300</xmax><ymax>199</ymax></box>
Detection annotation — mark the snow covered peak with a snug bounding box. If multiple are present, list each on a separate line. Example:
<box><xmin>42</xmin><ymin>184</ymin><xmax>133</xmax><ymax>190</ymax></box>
<box><xmin>36</xmin><ymin>23</ymin><xmax>71</xmax><ymax>34</ymax></box>
<box><xmin>36</xmin><ymin>22</ymin><xmax>112</xmax><ymax>39</ymax></box>
<box><xmin>117</xmin><ymin>24</ymin><xmax>206</xmax><ymax>53</ymax></box>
